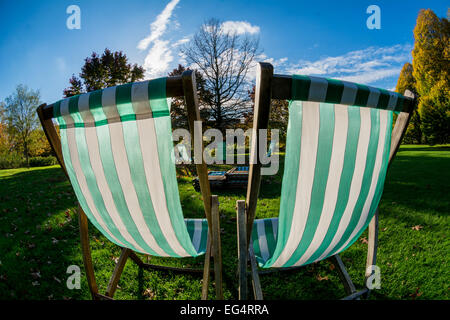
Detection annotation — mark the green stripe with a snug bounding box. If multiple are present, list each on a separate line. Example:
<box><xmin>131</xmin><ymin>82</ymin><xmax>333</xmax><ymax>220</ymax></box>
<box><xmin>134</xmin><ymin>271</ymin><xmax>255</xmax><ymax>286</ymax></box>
<box><xmin>264</xmin><ymin>99</ymin><xmax>303</xmax><ymax>267</ymax></box>
<box><xmin>325</xmin><ymin>79</ymin><xmax>344</xmax><ymax>103</ymax></box>
<box><xmin>264</xmin><ymin>219</ymin><xmax>277</xmax><ymax>258</ymax></box>
<box><xmin>354</xmin><ymin>84</ymin><xmax>370</xmax><ymax>106</ymax></box>
<box><xmin>283</xmin><ymin>102</ymin><xmax>335</xmax><ymax>267</ymax></box>
<box><xmin>340</xmin><ymin>111</ymin><xmax>393</xmax><ymax>252</ymax></box>
<box><xmin>59</xmin><ymin>127</ymin><xmax>122</xmax><ymax>247</ymax></box>
<box><xmin>94</xmin><ymin>124</ymin><xmax>159</xmax><ymax>256</ymax></box>
<box><xmin>303</xmin><ymin>105</ymin><xmax>361</xmax><ymax>265</ymax></box>
<box><xmin>328</xmin><ymin>108</ymin><xmax>381</xmax><ymax>256</ymax></box>
<box><xmin>376</xmin><ymin>89</ymin><xmax>390</xmax><ymax>109</ymax></box>
<box><xmin>149</xmin><ymin>78</ymin><xmax>198</xmax><ymax>256</ymax></box>
<box><xmin>116</xmin><ymin>84</ymin><xmax>179</xmax><ymax>257</ymax></box>
<box><xmin>292</xmin><ymin>75</ymin><xmax>311</xmax><ymax>101</ymax></box>
<box><xmin>199</xmin><ymin>219</ymin><xmax>208</xmax><ymax>254</ymax></box>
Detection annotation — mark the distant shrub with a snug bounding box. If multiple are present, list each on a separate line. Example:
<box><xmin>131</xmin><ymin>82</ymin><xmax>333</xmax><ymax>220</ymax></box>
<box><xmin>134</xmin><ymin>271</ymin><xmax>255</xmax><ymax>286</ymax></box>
<box><xmin>0</xmin><ymin>152</ymin><xmax>25</xmax><ymax>169</ymax></box>
<box><xmin>0</xmin><ymin>154</ymin><xmax>58</xmax><ymax>169</ymax></box>
<box><xmin>28</xmin><ymin>156</ymin><xmax>58</xmax><ymax>167</ymax></box>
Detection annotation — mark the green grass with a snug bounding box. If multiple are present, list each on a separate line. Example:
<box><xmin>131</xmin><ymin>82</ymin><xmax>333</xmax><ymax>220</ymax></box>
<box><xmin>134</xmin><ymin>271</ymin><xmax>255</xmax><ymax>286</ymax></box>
<box><xmin>0</xmin><ymin>145</ymin><xmax>448</xmax><ymax>300</ymax></box>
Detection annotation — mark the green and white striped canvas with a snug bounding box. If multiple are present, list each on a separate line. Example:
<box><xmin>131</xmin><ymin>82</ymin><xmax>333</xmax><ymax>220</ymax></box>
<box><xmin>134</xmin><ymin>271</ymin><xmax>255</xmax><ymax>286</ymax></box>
<box><xmin>252</xmin><ymin>75</ymin><xmax>397</xmax><ymax>268</ymax></box>
<box><xmin>51</xmin><ymin>78</ymin><xmax>208</xmax><ymax>258</ymax></box>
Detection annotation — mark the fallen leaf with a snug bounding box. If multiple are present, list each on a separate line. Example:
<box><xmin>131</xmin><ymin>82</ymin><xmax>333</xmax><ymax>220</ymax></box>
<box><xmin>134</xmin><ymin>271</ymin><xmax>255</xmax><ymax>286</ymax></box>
<box><xmin>316</xmin><ymin>274</ymin><xmax>329</xmax><ymax>281</ymax></box>
<box><xmin>411</xmin><ymin>225</ymin><xmax>423</xmax><ymax>231</ymax></box>
<box><xmin>360</xmin><ymin>237</ymin><xmax>368</xmax><ymax>244</ymax></box>
<box><xmin>143</xmin><ymin>288</ymin><xmax>155</xmax><ymax>299</ymax></box>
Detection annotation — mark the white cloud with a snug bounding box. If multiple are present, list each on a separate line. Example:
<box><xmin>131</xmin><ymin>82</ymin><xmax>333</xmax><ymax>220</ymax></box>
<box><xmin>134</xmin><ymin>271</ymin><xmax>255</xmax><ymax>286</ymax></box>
<box><xmin>284</xmin><ymin>44</ymin><xmax>412</xmax><ymax>86</ymax></box>
<box><xmin>220</xmin><ymin>21</ymin><xmax>260</xmax><ymax>35</ymax></box>
<box><xmin>137</xmin><ymin>0</ymin><xmax>180</xmax><ymax>78</ymax></box>
<box><xmin>137</xmin><ymin>0</ymin><xmax>180</xmax><ymax>51</ymax></box>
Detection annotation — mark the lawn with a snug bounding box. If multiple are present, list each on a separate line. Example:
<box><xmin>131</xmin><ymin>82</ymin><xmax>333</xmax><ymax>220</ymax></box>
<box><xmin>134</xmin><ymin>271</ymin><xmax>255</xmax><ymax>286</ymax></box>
<box><xmin>0</xmin><ymin>145</ymin><xmax>448</xmax><ymax>300</ymax></box>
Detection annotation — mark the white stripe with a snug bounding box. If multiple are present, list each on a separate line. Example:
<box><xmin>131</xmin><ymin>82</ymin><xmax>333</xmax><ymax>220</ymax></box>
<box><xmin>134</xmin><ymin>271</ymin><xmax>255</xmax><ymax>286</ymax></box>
<box><xmin>271</xmin><ymin>218</ymin><xmax>278</xmax><ymax>241</ymax></box>
<box><xmin>65</xmin><ymin>127</ymin><xmax>125</xmax><ymax>247</ymax></box>
<box><xmin>293</xmin><ymin>104</ymin><xmax>349</xmax><ymax>266</ymax></box>
<box><xmin>108</xmin><ymin>121</ymin><xmax>167</xmax><ymax>256</ymax></box>
<box><xmin>334</xmin><ymin>110</ymin><xmax>389</xmax><ymax>253</ymax></box>
<box><xmin>78</xmin><ymin>92</ymin><xmax>95</xmax><ymax>124</ymax></box>
<box><xmin>60</xmin><ymin>99</ymin><xmax>74</xmax><ymax>126</ymax></box>
<box><xmin>133</xmin><ymin>83</ymin><xmax>190</xmax><ymax>257</ymax></box>
<box><xmin>272</xmin><ymin>101</ymin><xmax>320</xmax><ymax>267</ymax></box>
<box><xmin>136</xmin><ymin>117</ymin><xmax>190</xmax><ymax>256</ymax></box>
<box><xmin>102</xmin><ymin>86</ymin><xmax>120</xmax><ymax>119</ymax></box>
<box><xmin>308</xmin><ymin>76</ymin><xmax>328</xmax><ymax>102</ymax></box>
<box><xmin>131</xmin><ymin>81</ymin><xmax>151</xmax><ymax>115</ymax></box>
<box><xmin>257</xmin><ymin>220</ymin><xmax>270</xmax><ymax>262</ymax></box>
<box><xmin>192</xmin><ymin>220</ymin><xmax>203</xmax><ymax>252</ymax></box>
<box><xmin>367</xmin><ymin>87</ymin><xmax>380</xmax><ymax>108</ymax></box>
<box><xmin>387</xmin><ymin>92</ymin><xmax>398</xmax><ymax>110</ymax></box>
<box><xmin>315</xmin><ymin>107</ymin><xmax>372</xmax><ymax>262</ymax></box>
<box><xmin>340</xmin><ymin>81</ymin><xmax>358</xmax><ymax>105</ymax></box>
<box><xmin>84</xmin><ymin>125</ymin><xmax>146</xmax><ymax>253</ymax></box>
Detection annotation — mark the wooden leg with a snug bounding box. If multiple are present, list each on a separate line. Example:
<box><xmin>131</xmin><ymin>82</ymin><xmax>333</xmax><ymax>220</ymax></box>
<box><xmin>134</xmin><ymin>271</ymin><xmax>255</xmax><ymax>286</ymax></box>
<box><xmin>249</xmin><ymin>244</ymin><xmax>263</xmax><ymax>300</ymax></box>
<box><xmin>129</xmin><ymin>250</ymin><xmax>144</xmax><ymax>267</ymax></box>
<box><xmin>332</xmin><ymin>254</ymin><xmax>357</xmax><ymax>296</ymax></box>
<box><xmin>236</xmin><ymin>200</ymin><xmax>248</xmax><ymax>300</ymax></box>
<box><xmin>201</xmin><ymin>235</ymin><xmax>212</xmax><ymax>300</ymax></box>
<box><xmin>365</xmin><ymin>209</ymin><xmax>379</xmax><ymax>298</ymax></box>
<box><xmin>78</xmin><ymin>206</ymin><xmax>99</xmax><ymax>300</ymax></box>
<box><xmin>210</xmin><ymin>195</ymin><xmax>223</xmax><ymax>299</ymax></box>
<box><xmin>105</xmin><ymin>248</ymin><xmax>131</xmax><ymax>298</ymax></box>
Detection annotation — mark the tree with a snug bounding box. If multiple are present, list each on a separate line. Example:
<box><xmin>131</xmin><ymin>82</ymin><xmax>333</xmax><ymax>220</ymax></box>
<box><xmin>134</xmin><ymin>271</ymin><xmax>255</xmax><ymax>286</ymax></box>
<box><xmin>167</xmin><ymin>64</ymin><xmax>212</xmax><ymax>129</ymax></box>
<box><xmin>395</xmin><ymin>62</ymin><xmax>422</xmax><ymax>144</ymax></box>
<box><xmin>412</xmin><ymin>9</ymin><xmax>450</xmax><ymax>144</ymax></box>
<box><xmin>182</xmin><ymin>18</ymin><xmax>259</xmax><ymax>132</ymax></box>
<box><xmin>2</xmin><ymin>85</ymin><xmax>41</xmax><ymax>166</ymax></box>
<box><xmin>64</xmin><ymin>48</ymin><xmax>145</xmax><ymax>97</ymax></box>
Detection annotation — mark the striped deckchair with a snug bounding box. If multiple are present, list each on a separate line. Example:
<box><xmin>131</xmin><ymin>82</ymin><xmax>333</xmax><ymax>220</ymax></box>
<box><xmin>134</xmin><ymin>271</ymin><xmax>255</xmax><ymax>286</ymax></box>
<box><xmin>37</xmin><ymin>71</ymin><xmax>223</xmax><ymax>300</ymax></box>
<box><xmin>236</xmin><ymin>62</ymin><xmax>416</xmax><ymax>300</ymax></box>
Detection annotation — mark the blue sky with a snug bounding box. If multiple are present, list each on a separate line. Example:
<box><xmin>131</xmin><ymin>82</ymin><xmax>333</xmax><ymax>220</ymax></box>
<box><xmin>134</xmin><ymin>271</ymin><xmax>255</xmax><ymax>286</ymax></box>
<box><xmin>0</xmin><ymin>0</ymin><xmax>447</xmax><ymax>104</ymax></box>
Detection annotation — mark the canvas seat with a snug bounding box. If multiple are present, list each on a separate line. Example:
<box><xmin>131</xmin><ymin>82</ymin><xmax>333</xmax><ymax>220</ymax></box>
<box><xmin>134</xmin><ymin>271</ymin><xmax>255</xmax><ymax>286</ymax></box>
<box><xmin>236</xmin><ymin>62</ymin><xmax>416</xmax><ymax>300</ymax></box>
<box><xmin>37</xmin><ymin>71</ymin><xmax>223</xmax><ymax>300</ymax></box>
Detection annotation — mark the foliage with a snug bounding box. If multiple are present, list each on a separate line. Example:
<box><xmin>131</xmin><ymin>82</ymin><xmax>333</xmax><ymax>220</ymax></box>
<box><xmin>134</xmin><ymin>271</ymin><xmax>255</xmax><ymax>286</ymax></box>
<box><xmin>412</xmin><ymin>9</ymin><xmax>450</xmax><ymax>144</ymax></box>
<box><xmin>0</xmin><ymin>151</ymin><xmax>25</xmax><ymax>169</ymax></box>
<box><xmin>395</xmin><ymin>63</ymin><xmax>422</xmax><ymax>144</ymax></box>
<box><xmin>182</xmin><ymin>18</ymin><xmax>259</xmax><ymax>132</ymax></box>
<box><xmin>246</xmin><ymin>86</ymin><xmax>289</xmax><ymax>147</ymax></box>
<box><xmin>28</xmin><ymin>156</ymin><xmax>58</xmax><ymax>167</ymax></box>
<box><xmin>1</xmin><ymin>84</ymin><xmax>41</xmax><ymax>166</ymax></box>
<box><xmin>63</xmin><ymin>48</ymin><xmax>145</xmax><ymax>97</ymax></box>
<box><xmin>167</xmin><ymin>64</ymin><xmax>213</xmax><ymax>130</ymax></box>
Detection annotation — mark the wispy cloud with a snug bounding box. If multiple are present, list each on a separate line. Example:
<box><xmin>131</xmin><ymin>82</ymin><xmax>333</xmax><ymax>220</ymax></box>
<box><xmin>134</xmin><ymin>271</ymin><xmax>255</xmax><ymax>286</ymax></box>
<box><xmin>220</xmin><ymin>21</ymin><xmax>260</xmax><ymax>35</ymax></box>
<box><xmin>138</xmin><ymin>0</ymin><xmax>180</xmax><ymax>78</ymax></box>
<box><xmin>283</xmin><ymin>44</ymin><xmax>412</xmax><ymax>86</ymax></box>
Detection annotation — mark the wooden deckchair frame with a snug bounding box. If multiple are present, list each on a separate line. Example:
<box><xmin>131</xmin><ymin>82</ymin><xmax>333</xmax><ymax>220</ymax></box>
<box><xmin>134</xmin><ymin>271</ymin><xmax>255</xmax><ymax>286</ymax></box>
<box><xmin>237</xmin><ymin>62</ymin><xmax>416</xmax><ymax>300</ymax></box>
<box><xmin>37</xmin><ymin>70</ymin><xmax>223</xmax><ymax>300</ymax></box>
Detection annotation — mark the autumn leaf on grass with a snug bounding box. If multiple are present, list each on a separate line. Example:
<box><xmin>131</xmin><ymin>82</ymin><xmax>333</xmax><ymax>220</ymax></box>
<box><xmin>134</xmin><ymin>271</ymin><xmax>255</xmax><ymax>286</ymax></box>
<box><xmin>409</xmin><ymin>287</ymin><xmax>422</xmax><ymax>299</ymax></box>
<box><xmin>411</xmin><ymin>225</ymin><xmax>423</xmax><ymax>231</ymax></box>
<box><xmin>316</xmin><ymin>274</ymin><xmax>329</xmax><ymax>281</ymax></box>
<box><xmin>111</xmin><ymin>256</ymin><xmax>119</xmax><ymax>264</ymax></box>
<box><xmin>143</xmin><ymin>288</ymin><xmax>155</xmax><ymax>299</ymax></box>
<box><xmin>360</xmin><ymin>237</ymin><xmax>368</xmax><ymax>244</ymax></box>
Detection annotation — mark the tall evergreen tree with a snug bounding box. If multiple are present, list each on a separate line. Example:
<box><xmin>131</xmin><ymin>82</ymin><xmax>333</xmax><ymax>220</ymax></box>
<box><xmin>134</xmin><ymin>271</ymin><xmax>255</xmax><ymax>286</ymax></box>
<box><xmin>395</xmin><ymin>62</ymin><xmax>422</xmax><ymax>143</ymax></box>
<box><xmin>412</xmin><ymin>9</ymin><xmax>450</xmax><ymax>144</ymax></box>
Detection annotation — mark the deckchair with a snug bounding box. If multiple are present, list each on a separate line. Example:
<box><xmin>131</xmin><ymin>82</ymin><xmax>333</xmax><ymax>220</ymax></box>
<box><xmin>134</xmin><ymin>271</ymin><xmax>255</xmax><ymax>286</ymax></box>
<box><xmin>236</xmin><ymin>62</ymin><xmax>416</xmax><ymax>300</ymax></box>
<box><xmin>37</xmin><ymin>71</ymin><xmax>223</xmax><ymax>300</ymax></box>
